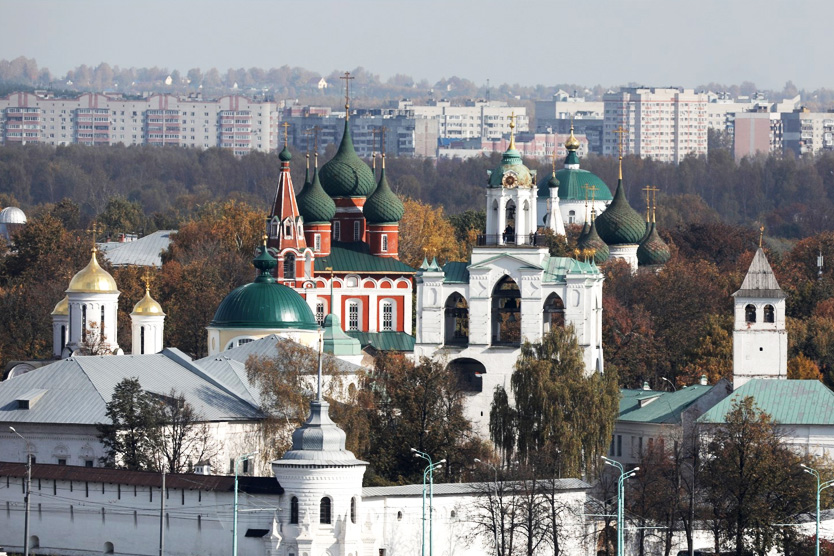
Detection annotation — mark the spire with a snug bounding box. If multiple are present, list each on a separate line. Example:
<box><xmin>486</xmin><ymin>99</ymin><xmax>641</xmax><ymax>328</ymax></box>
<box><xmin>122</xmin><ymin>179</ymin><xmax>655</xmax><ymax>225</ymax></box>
<box><xmin>734</xmin><ymin>246</ymin><xmax>784</xmax><ymax>298</ymax></box>
<box><xmin>340</xmin><ymin>71</ymin><xmax>355</xmax><ymax>120</ymax></box>
<box><xmin>508</xmin><ymin>111</ymin><xmax>516</xmax><ymax>150</ymax></box>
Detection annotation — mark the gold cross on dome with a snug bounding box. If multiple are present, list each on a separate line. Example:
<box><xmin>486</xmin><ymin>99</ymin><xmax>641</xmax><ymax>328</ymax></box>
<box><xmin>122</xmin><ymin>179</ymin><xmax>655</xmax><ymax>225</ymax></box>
<box><xmin>340</xmin><ymin>71</ymin><xmax>355</xmax><ymax>115</ymax></box>
<box><xmin>281</xmin><ymin>121</ymin><xmax>290</xmax><ymax>146</ymax></box>
<box><xmin>141</xmin><ymin>268</ymin><xmax>154</xmax><ymax>291</ymax></box>
<box><xmin>613</xmin><ymin>125</ymin><xmax>628</xmax><ymax>157</ymax></box>
<box><xmin>86</xmin><ymin>221</ymin><xmax>101</xmax><ymax>251</ymax></box>
<box><xmin>587</xmin><ymin>184</ymin><xmax>598</xmax><ymax>203</ymax></box>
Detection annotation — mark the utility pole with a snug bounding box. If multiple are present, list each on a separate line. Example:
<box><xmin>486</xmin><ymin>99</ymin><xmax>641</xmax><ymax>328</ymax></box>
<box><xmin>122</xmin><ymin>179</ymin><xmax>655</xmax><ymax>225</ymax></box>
<box><xmin>10</xmin><ymin>427</ymin><xmax>31</xmax><ymax>556</ymax></box>
<box><xmin>159</xmin><ymin>469</ymin><xmax>166</xmax><ymax>556</ymax></box>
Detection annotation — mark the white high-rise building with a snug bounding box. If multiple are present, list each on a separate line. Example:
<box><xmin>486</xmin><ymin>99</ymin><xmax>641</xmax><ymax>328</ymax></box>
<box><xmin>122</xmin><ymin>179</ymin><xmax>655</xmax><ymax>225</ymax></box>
<box><xmin>603</xmin><ymin>87</ymin><xmax>708</xmax><ymax>163</ymax></box>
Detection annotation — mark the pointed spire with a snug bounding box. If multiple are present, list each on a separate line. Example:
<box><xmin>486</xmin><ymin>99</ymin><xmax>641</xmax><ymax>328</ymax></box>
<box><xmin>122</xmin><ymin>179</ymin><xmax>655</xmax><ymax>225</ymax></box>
<box><xmin>508</xmin><ymin>111</ymin><xmax>516</xmax><ymax>150</ymax></box>
<box><xmin>734</xmin><ymin>245</ymin><xmax>784</xmax><ymax>298</ymax></box>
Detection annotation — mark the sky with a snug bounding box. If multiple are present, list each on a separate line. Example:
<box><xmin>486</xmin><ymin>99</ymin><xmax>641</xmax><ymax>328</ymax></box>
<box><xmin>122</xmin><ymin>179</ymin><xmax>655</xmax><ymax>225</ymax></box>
<box><xmin>3</xmin><ymin>0</ymin><xmax>833</xmax><ymax>91</ymax></box>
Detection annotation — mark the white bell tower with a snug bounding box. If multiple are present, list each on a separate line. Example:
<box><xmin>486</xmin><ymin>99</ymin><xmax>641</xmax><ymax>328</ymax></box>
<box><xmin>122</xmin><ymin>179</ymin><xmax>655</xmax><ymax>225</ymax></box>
<box><xmin>65</xmin><ymin>247</ymin><xmax>122</xmax><ymax>355</ymax></box>
<box><xmin>130</xmin><ymin>276</ymin><xmax>165</xmax><ymax>355</ymax></box>
<box><xmin>732</xmin><ymin>246</ymin><xmax>787</xmax><ymax>390</ymax></box>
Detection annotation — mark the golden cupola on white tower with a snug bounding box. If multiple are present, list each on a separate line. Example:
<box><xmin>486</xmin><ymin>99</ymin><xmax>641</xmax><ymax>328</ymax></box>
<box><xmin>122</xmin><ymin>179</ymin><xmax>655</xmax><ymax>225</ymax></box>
<box><xmin>65</xmin><ymin>246</ymin><xmax>122</xmax><ymax>355</ymax></box>
<box><xmin>130</xmin><ymin>277</ymin><xmax>165</xmax><ymax>355</ymax></box>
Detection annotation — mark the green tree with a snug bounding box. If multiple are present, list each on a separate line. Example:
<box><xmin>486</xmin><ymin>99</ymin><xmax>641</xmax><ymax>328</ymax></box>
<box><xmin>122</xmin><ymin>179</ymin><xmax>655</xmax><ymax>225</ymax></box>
<box><xmin>98</xmin><ymin>196</ymin><xmax>146</xmax><ymax>235</ymax></box>
<box><xmin>491</xmin><ymin>325</ymin><xmax>620</xmax><ymax>478</ymax></box>
<box><xmin>97</xmin><ymin>378</ymin><xmax>162</xmax><ymax>470</ymax></box>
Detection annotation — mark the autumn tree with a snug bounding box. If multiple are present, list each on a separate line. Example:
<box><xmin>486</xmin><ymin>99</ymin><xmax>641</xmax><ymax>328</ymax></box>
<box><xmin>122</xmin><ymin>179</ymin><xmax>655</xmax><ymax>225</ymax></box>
<box><xmin>788</xmin><ymin>353</ymin><xmax>823</xmax><ymax>381</ymax></box>
<box><xmin>97</xmin><ymin>378</ymin><xmax>162</xmax><ymax>470</ymax></box>
<box><xmin>151</xmin><ymin>389</ymin><xmax>220</xmax><ymax>474</ymax></box>
<box><xmin>399</xmin><ymin>198</ymin><xmax>462</xmax><ymax>268</ymax></box>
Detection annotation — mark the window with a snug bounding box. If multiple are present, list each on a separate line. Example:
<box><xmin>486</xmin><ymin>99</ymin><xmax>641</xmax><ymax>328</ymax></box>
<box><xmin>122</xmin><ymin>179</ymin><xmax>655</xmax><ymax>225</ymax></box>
<box><xmin>381</xmin><ymin>301</ymin><xmax>394</xmax><ymax>331</ymax></box>
<box><xmin>284</xmin><ymin>220</ymin><xmax>293</xmax><ymax>238</ymax></box>
<box><xmin>348</xmin><ymin>301</ymin><xmax>360</xmax><ymax>331</ymax></box>
<box><xmin>101</xmin><ymin>306</ymin><xmax>105</xmax><ymax>333</ymax></box>
<box><xmin>334</xmin><ymin>221</ymin><xmax>341</xmax><ymax>241</ymax></box>
<box><xmin>297</xmin><ymin>223</ymin><xmax>303</xmax><ymax>237</ymax></box>
<box><xmin>616</xmin><ymin>435</ymin><xmax>622</xmax><ymax>457</ymax></box>
<box><xmin>350</xmin><ymin>497</ymin><xmax>356</xmax><ymax>524</ymax></box>
<box><xmin>81</xmin><ymin>305</ymin><xmax>87</xmax><ymax>341</ymax></box>
<box><xmin>381</xmin><ymin>234</ymin><xmax>388</xmax><ymax>252</ymax></box>
<box><xmin>140</xmin><ymin>326</ymin><xmax>145</xmax><ymax>355</ymax></box>
<box><xmin>284</xmin><ymin>253</ymin><xmax>295</xmax><ymax>280</ymax></box>
<box><xmin>58</xmin><ymin>459</ymin><xmax>66</xmax><ymax>466</ymax></box>
<box><xmin>764</xmin><ymin>304</ymin><xmax>775</xmax><ymax>323</ymax></box>
<box><xmin>290</xmin><ymin>496</ymin><xmax>299</xmax><ymax>524</ymax></box>
<box><xmin>353</xmin><ymin>221</ymin><xmax>361</xmax><ymax>241</ymax></box>
<box><xmin>320</xmin><ymin>497</ymin><xmax>332</xmax><ymax>524</ymax></box>
<box><xmin>568</xmin><ymin>210</ymin><xmax>576</xmax><ymax>224</ymax></box>
<box><xmin>314</xmin><ymin>234</ymin><xmax>321</xmax><ymax>252</ymax></box>
<box><xmin>316</xmin><ymin>301</ymin><xmax>325</xmax><ymax>325</ymax></box>
<box><xmin>745</xmin><ymin>304</ymin><xmax>757</xmax><ymax>323</ymax></box>
<box><xmin>270</xmin><ymin>218</ymin><xmax>279</xmax><ymax>237</ymax></box>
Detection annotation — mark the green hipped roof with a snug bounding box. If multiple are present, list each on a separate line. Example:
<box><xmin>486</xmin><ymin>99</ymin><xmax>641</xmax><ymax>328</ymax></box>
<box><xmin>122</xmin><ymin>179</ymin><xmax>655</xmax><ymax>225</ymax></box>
<box><xmin>297</xmin><ymin>167</ymin><xmax>336</xmax><ymax>224</ymax></box>
<box><xmin>345</xmin><ymin>331</ymin><xmax>415</xmax><ymax>352</ymax></box>
<box><xmin>595</xmin><ymin>179</ymin><xmax>645</xmax><ymax>245</ymax></box>
<box><xmin>619</xmin><ymin>384</ymin><xmax>712</xmax><ymax>424</ymax></box>
<box><xmin>314</xmin><ymin>242</ymin><xmax>415</xmax><ymax>274</ymax></box>
<box><xmin>487</xmin><ymin>145</ymin><xmax>535</xmax><ymax>188</ymax></box>
<box><xmin>698</xmin><ymin>379</ymin><xmax>834</xmax><ymax>425</ymax></box>
<box><xmin>364</xmin><ymin>167</ymin><xmax>404</xmax><ymax>224</ymax></box>
<box><xmin>637</xmin><ymin>222</ymin><xmax>671</xmax><ymax>266</ymax></box>
<box><xmin>211</xmin><ymin>248</ymin><xmax>317</xmax><ymax>330</ymax></box>
<box><xmin>442</xmin><ymin>261</ymin><xmax>470</xmax><ymax>284</ymax></box>
<box><xmin>319</xmin><ymin>119</ymin><xmax>376</xmax><ymax>198</ymax></box>
<box><xmin>542</xmin><ymin>256</ymin><xmax>599</xmax><ymax>283</ymax></box>
<box><xmin>322</xmin><ymin>314</ymin><xmax>361</xmax><ymax>356</ymax></box>
<box><xmin>577</xmin><ymin>220</ymin><xmax>610</xmax><ymax>265</ymax></box>
<box><xmin>538</xmin><ymin>169</ymin><xmax>613</xmax><ymax>201</ymax></box>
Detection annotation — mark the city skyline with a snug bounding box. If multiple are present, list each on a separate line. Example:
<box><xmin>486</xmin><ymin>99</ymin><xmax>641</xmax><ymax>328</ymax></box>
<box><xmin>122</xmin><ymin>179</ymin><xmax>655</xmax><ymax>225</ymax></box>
<box><xmin>3</xmin><ymin>0</ymin><xmax>834</xmax><ymax>92</ymax></box>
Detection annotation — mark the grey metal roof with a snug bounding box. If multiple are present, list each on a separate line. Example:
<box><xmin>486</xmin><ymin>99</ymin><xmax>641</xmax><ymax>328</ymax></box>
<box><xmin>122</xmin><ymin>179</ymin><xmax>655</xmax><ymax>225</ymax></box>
<box><xmin>98</xmin><ymin>230</ymin><xmax>174</xmax><ymax>268</ymax></box>
<box><xmin>733</xmin><ymin>248</ymin><xmax>785</xmax><ymax>299</ymax></box>
<box><xmin>362</xmin><ymin>479</ymin><xmax>590</xmax><ymax>498</ymax></box>
<box><xmin>0</xmin><ymin>349</ymin><xmax>263</xmax><ymax>426</ymax></box>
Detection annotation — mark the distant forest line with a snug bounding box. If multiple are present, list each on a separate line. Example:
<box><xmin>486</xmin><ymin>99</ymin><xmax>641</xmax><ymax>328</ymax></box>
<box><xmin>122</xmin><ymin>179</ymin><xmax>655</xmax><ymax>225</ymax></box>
<box><xmin>3</xmin><ymin>56</ymin><xmax>834</xmax><ymax>112</ymax></box>
<box><xmin>0</xmin><ymin>141</ymin><xmax>832</xmax><ymax>242</ymax></box>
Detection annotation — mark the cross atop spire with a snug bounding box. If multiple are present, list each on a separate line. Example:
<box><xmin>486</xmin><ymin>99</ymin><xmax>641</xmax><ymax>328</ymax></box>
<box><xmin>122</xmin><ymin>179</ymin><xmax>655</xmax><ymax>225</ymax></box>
<box><xmin>141</xmin><ymin>268</ymin><xmax>154</xmax><ymax>292</ymax></box>
<box><xmin>281</xmin><ymin>121</ymin><xmax>290</xmax><ymax>147</ymax></box>
<box><xmin>613</xmin><ymin>125</ymin><xmax>627</xmax><ymax>157</ymax></box>
<box><xmin>508</xmin><ymin>111</ymin><xmax>516</xmax><ymax>150</ymax></box>
<box><xmin>86</xmin><ymin>221</ymin><xmax>101</xmax><ymax>252</ymax></box>
<box><xmin>340</xmin><ymin>71</ymin><xmax>355</xmax><ymax>119</ymax></box>
<box><xmin>759</xmin><ymin>226</ymin><xmax>765</xmax><ymax>248</ymax></box>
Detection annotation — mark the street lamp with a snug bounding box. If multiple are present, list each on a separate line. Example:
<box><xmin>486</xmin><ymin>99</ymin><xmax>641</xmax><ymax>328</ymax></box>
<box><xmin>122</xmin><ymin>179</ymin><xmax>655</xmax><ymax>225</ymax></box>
<box><xmin>412</xmin><ymin>448</ymin><xmax>445</xmax><ymax>556</ymax></box>
<box><xmin>660</xmin><ymin>377</ymin><xmax>676</xmax><ymax>392</ymax></box>
<box><xmin>801</xmin><ymin>463</ymin><xmax>834</xmax><ymax>556</ymax></box>
<box><xmin>10</xmin><ymin>427</ymin><xmax>31</xmax><ymax>556</ymax></box>
<box><xmin>474</xmin><ymin>459</ymin><xmax>500</xmax><ymax>556</ymax></box>
<box><xmin>602</xmin><ymin>456</ymin><xmax>639</xmax><ymax>556</ymax></box>
<box><xmin>232</xmin><ymin>451</ymin><xmax>259</xmax><ymax>556</ymax></box>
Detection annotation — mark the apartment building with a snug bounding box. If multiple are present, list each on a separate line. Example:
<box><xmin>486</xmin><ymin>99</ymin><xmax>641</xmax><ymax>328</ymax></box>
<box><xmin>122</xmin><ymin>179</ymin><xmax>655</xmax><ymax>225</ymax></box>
<box><xmin>482</xmin><ymin>131</ymin><xmax>589</xmax><ymax>161</ymax></box>
<box><xmin>732</xmin><ymin>112</ymin><xmax>783</xmax><ymax>159</ymax></box>
<box><xmin>0</xmin><ymin>91</ymin><xmax>280</xmax><ymax>155</ymax></box>
<box><xmin>602</xmin><ymin>87</ymin><xmax>708</xmax><ymax>163</ymax></box>
<box><xmin>782</xmin><ymin>109</ymin><xmax>834</xmax><ymax>157</ymax></box>
<box><xmin>398</xmin><ymin>99</ymin><xmax>528</xmax><ymax>140</ymax></box>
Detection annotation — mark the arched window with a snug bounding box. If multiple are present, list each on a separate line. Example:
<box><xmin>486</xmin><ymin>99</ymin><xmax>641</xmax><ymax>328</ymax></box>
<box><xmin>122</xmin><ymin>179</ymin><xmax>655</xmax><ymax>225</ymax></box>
<box><xmin>568</xmin><ymin>210</ymin><xmax>576</xmax><ymax>224</ymax></box>
<box><xmin>544</xmin><ymin>293</ymin><xmax>565</xmax><ymax>332</ymax></box>
<box><xmin>140</xmin><ymin>326</ymin><xmax>145</xmax><ymax>355</ymax></box>
<box><xmin>284</xmin><ymin>253</ymin><xmax>296</xmax><ymax>280</ymax></box>
<box><xmin>350</xmin><ymin>497</ymin><xmax>356</xmax><ymax>524</ymax></box>
<box><xmin>101</xmin><ymin>306</ymin><xmax>105</xmax><ymax>334</ymax></box>
<box><xmin>381</xmin><ymin>234</ymin><xmax>388</xmax><ymax>252</ymax></box>
<box><xmin>492</xmin><ymin>276</ymin><xmax>521</xmax><ymax>346</ymax></box>
<box><xmin>444</xmin><ymin>293</ymin><xmax>469</xmax><ymax>345</ymax></box>
<box><xmin>104</xmin><ymin>542</ymin><xmax>114</xmax><ymax>554</ymax></box>
<box><xmin>334</xmin><ymin>221</ymin><xmax>341</xmax><ymax>241</ymax></box>
<box><xmin>381</xmin><ymin>300</ymin><xmax>395</xmax><ymax>331</ymax></box>
<box><xmin>745</xmin><ymin>304</ymin><xmax>757</xmax><ymax>323</ymax></box>
<box><xmin>314</xmin><ymin>234</ymin><xmax>322</xmax><ymax>252</ymax></box>
<box><xmin>284</xmin><ymin>219</ymin><xmax>294</xmax><ymax>238</ymax></box>
<box><xmin>297</xmin><ymin>222</ymin><xmax>303</xmax><ymax>237</ymax></box>
<box><xmin>353</xmin><ymin>221</ymin><xmax>361</xmax><ymax>241</ymax></box>
<box><xmin>60</xmin><ymin>325</ymin><xmax>66</xmax><ymax>351</ymax></box>
<box><xmin>764</xmin><ymin>304</ymin><xmax>775</xmax><ymax>323</ymax></box>
<box><xmin>290</xmin><ymin>496</ymin><xmax>299</xmax><ymax>524</ymax></box>
<box><xmin>320</xmin><ymin>497</ymin><xmax>331</xmax><ymax>524</ymax></box>
<box><xmin>347</xmin><ymin>300</ymin><xmax>360</xmax><ymax>331</ymax></box>
<box><xmin>81</xmin><ymin>305</ymin><xmax>87</xmax><ymax>341</ymax></box>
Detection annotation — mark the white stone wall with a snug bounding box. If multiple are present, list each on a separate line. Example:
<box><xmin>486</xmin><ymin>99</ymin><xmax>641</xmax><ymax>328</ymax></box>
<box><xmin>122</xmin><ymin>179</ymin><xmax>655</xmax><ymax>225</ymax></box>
<box><xmin>732</xmin><ymin>296</ymin><xmax>787</xmax><ymax>389</ymax></box>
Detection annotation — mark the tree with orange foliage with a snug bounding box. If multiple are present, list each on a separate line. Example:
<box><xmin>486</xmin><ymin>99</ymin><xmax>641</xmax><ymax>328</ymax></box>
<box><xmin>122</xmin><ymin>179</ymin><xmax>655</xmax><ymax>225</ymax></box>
<box><xmin>398</xmin><ymin>198</ymin><xmax>462</xmax><ymax>269</ymax></box>
<box><xmin>788</xmin><ymin>352</ymin><xmax>823</xmax><ymax>381</ymax></box>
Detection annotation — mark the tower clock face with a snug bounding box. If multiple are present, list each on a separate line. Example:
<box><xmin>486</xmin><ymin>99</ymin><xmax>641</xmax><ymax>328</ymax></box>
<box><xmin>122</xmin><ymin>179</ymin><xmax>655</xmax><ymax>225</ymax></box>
<box><xmin>502</xmin><ymin>172</ymin><xmax>517</xmax><ymax>187</ymax></box>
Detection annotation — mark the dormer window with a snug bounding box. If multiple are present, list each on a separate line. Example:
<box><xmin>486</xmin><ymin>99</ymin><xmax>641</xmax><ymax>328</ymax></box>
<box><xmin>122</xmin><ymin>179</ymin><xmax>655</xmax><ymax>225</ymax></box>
<box><xmin>284</xmin><ymin>219</ymin><xmax>293</xmax><ymax>239</ymax></box>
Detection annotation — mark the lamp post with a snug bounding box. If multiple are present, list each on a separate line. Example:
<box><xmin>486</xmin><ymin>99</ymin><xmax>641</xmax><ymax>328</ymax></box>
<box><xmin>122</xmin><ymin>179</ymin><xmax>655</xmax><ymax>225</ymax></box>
<box><xmin>602</xmin><ymin>456</ymin><xmax>639</xmax><ymax>556</ymax></box>
<box><xmin>10</xmin><ymin>427</ymin><xmax>31</xmax><ymax>556</ymax></box>
<box><xmin>475</xmin><ymin>459</ymin><xmax>500</xmax><ymax>556</ymax></box>
<box><xmin>232</xmin><ymin>451</ymin><xmax>259</xmax><ymax>556</ymax></box>
<box><xmin>412</xmin><ymin>448</ymin><xmax>445</xmax><ymax>556</ymax></box>
<box><xmin>801</xmin><ymin>463</ymin><xmax>834</xmax><ymax>556</ymax></box>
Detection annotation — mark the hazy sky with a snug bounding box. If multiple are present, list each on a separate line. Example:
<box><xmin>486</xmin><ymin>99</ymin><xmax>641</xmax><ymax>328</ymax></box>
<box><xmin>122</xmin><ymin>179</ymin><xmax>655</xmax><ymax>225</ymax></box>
<box><xmin>3</xmin><ymin>0</ymin><xmax>833</xmax><ymax>91</ymax></box>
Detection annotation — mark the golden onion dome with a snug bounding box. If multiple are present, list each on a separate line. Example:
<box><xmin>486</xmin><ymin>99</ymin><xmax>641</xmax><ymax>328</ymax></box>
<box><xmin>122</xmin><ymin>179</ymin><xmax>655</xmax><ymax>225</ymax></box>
<box><xmin>51</xmin><ymin>295</ymin><xmax>69</xmax><ymax>316</ymax></box>
<box><xmin>67</xmin><ymin>248</ymin><xmax>119</xmax><ymax>294</ymax></box>
<box><xmin>564</xmin><ymin>124</ymin><xmax>580</xmax><ymax>151</ymax></box>
<box><xmin>131</xmin><ymin>288</ymin><xmax>165</xmax><ymax>316</ymax></box>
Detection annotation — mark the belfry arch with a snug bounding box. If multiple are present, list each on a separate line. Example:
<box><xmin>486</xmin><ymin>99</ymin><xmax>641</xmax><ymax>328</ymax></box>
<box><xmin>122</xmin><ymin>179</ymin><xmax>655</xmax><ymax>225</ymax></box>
<box><xmin>543</xmin><ymin>292</ymin><xmax>565</xmax><ymax>333</ymax></box>
<box><xmin>444</xmin><ymin>292</ymin><xmax>469</xmax><ymax>345</ymax></box>
<box><xmin>491</xmin><ymin>275</ymin><xmax>521</xmax><ymax>346</ymax></box>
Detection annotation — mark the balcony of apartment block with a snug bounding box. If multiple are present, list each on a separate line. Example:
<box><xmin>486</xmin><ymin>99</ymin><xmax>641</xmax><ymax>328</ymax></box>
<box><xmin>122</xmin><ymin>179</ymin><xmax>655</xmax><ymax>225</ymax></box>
<box><xmin>476</xmin><ymin>232</ymin><xmax>547</xmax><ymax>248</ymax></box>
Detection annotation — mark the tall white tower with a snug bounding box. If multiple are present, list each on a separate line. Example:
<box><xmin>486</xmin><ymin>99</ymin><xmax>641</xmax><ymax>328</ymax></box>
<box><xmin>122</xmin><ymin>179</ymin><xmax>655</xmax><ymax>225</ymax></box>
<box><xmin>130</xmin><ymin>280</ymin><xmax>165</xmax><ymax>355</ymax></box>
<box><xmin>732</xmin><ymin>247</ymin><xmax>787</xmax><ymax>389</ymax></box>
<box><xmin>65</xmin><ymin>247</ymin><xmax>121</xmax><ymax>355</ymax></box>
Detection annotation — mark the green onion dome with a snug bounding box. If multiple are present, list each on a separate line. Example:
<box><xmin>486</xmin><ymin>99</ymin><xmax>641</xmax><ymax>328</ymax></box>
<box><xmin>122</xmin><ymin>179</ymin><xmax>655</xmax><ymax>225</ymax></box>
<box><xmin>595</xmin><ymin>178</ymin><xmax>646</xmax><ymax>245</ymax></box>
<box><xmin>210</xmin><ymin>247</ymin><xmax>317</xmax><ymax>330</ymax></box>
<box><xmin>295</xmin><ymin>157</ymin><xmax>313</xmax><ymax>207</ymax></box>
<box><xmin>577</xmin><ymin>220</ymin><xmax>590</xmax><ymax>243</ymax></box>
<box><xmin>364</xmin><ymin>166</ymin><xmax>404</xmax><ymax>224</ymax></box>
<box><xmin>297</xmin><ymin>167</ymin><xmax>336</xmax><ymax>225</ymax></box>
<box><xmin>487</xmin><ymin>144</ymin><xmax>536</xmax><ymax>188</ymax></box>
<box><xmin>278</xmin><ymin>145</ymin><xmax>292</xmax><ymax>162</ymax></box>
<box><xmin>577</xmin><ymin>219</ymin><xmax>610</xmax><ymax>264</ymax></box>
<box><xmin>319</xmin><ymin>120</ymin><xmax>376</xmax><ymax>198</ymax></box>
<box><xmin>637</xmin><ymin>222</ymin><xmax>671</xmax><ymax>266</ymax></box>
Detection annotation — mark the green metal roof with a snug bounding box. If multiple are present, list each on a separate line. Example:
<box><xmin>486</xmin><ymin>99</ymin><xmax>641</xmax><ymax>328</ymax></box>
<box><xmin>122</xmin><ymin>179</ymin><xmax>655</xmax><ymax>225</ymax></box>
<box><xmin>297</xmin><ymin>167</ymin><xmax>336</xmax><ymax>224</ymax></box>
<box><xmin>345</xmin><ymin>331</ymin><xmax>415</xmax><ymax>352</ymax></box>
<box><xmin>542</xmin><ymin>256</ymin><xmax>599</xmax><ymax>283</ymax></box>
<box><xmin>619</xmin><ymin>385</ymin><xmax>712</xmax><ymax>424</ymax></box>
<box><xmin>442</xmin><ymin>261</ymin><xmax>470</xmax><ymax>284</ymax></box>
<box><xmin>211</xmin><ymin>281</ymin><xmax>318</xmax><ymax>330</ymax></box>
<box><xmin>314</xmin><ymin>242</ymin><xmax>415</xmax><ymax>274</ymax></box>
<box><xmin>576</xmin><ymin>220</ymin><xmax>610</xmax><ymax>264</ymax></box>
<box><xmin>538</xmin><ymin>169</ymin><xmax>613</xmax><ymax>201</ymax></box>
<box><xmin>322</xmin><ymin>314</ymin><xmax>361</xmax><ymax>356</ymax></box>
<box><xmin>363</xmin><ymin>167</ymin><xmax>404</xmax><ymax>224</ymax></box>
<box><xmin>487</xmin><ymin>145</ymin><xmax>536</xmax><ymax>188</ymax></box>
<box><xmin>279</xmin><ymin>145</ymin><xmax>292</xmax><ymax>162</ymax></box>
<box><xmin>698</xmin><ymin>379</ymin><xmax>834</xmax><ymax>425</ymax></box>
<box><xmin>319</xmin><ymin>120</ymin><xmax>376</xmax><ymax>198</ymax></box>
<box><xmin>595</xmin><ymin>178</ymin><xmax>646</xmax><ymax>245</ymax></box>
<box><xmin>637</xmin><ymin>222</ymin><xmax>671</xmax><ymax>266</ymax></box>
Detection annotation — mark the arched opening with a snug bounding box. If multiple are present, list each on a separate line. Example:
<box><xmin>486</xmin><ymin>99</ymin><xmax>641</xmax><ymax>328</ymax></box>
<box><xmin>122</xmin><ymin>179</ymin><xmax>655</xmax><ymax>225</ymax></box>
<box><xmin>284</xmin><ymin>253</ymin><xmax>296</xmax><ymax>280</ymax></box>
<box><xmin>320</xmin><ymin>497</ymin><xmax>332</xmax><ymax>524</ymax></box>
<box><xmin>520</xmin><ymin>200</ymin><xmax>530</xmax><ymax>238</ymax></box>
<box><xmin>444</xmin><ymin>293</ymin><xmax>469</xmax><ymax>345</ymax></box>
<box><xmin>350</xmin><ymin>497</ymin><xmax>357</xmax><ymax>524</ymax></box>
<box><xmin>140</xmin><ymin>326</ymin><xmax>145</xmax><ymax>355</ymax></box>
<box><xmin>448</xmin><ymin>358</ymin><xmax>486</xmax><ymax>393</ymax></box>
<box><xmin>60</xmin><ymin>325</ymin><xmax>66</xmax><ymax>351</ymax></box>
<box><xmin>104</xmin><ymin>541</ymin><xmax>114</xmax><ymax>554</ymax></box>
<box><xmin>568</xmin><ymin>209</ymin><xmax>576</xmax><ymax>224</ymax></box>
<box><xmin>745</xmin><ymin>304</ymin><xmax>757</xmax><ymax>323</ymax></box>
<box><xmin>503</xmin><ymin>200</ymin><xmax>516</xmax><ymax>244</ymax></box>
<box><xmin>290</xmin><ymin>496</ymin><xmax>299</xmax><ymax>524</ymax></box>
<box><xmin>30</xmin><ymin>535</ymin><xmax>39</xmax><ymax>549</ymax></box>
<box><xmin>543</xmin><ymin>293</ymin><xmax>565</xmax><ymax>332</ymax></box>
<box><xmin>284</xmin><ymin>219</ymin><xmax>294</xmax><ymax>238</ymax></box>
<box><xmin>764</xmin><ymin>304</ymin><xmax>775</xmax><ymax>323</ymax></box>
<box><xmin>492</xmin><ymin>276</ymin><xmax>521</xmax><ymax>346</ymax></box>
